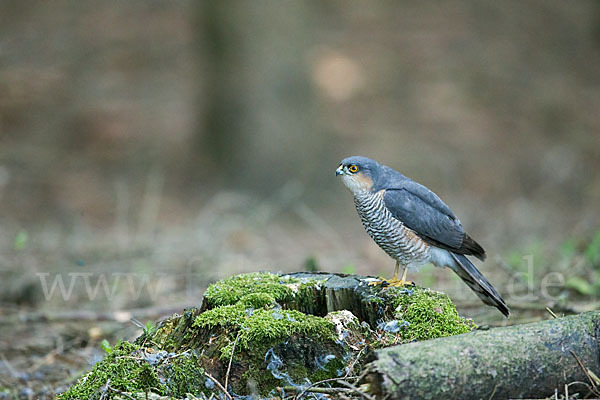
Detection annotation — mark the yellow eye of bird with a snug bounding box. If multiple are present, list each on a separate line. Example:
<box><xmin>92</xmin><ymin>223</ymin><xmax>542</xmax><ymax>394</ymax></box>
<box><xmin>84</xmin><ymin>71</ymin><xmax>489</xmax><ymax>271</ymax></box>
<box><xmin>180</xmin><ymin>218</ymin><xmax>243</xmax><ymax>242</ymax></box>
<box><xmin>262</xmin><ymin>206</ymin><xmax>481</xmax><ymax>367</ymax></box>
<box><xmin>348</xmin><ymin>165</ymin><xmax>358</xmax><ymax>173</ymax></box>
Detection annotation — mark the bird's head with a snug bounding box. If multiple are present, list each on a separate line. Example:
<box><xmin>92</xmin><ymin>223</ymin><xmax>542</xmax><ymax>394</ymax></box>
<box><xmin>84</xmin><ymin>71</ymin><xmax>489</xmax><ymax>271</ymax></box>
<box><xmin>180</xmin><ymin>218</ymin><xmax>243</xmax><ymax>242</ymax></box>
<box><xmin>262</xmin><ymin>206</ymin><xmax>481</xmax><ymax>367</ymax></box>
<box><xmin>336</xmin><ymin>156</ymin><xmax>381</xmax><ymax>195</ymax></box>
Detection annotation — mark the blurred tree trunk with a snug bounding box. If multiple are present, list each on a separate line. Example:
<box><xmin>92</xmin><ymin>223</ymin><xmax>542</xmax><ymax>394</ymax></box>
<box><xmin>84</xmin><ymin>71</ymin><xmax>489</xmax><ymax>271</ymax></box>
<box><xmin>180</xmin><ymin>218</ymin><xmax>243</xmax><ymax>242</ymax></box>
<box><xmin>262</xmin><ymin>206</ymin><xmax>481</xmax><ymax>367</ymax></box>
<box><xmin>194</xmin><ymin>1</ymin><xmax>329</xmax><ymax>191</ymax></box>
<box><xmin>195</xmin><ymin>0</ymin><xmax>242</xmax><ymax>177</ymax></box>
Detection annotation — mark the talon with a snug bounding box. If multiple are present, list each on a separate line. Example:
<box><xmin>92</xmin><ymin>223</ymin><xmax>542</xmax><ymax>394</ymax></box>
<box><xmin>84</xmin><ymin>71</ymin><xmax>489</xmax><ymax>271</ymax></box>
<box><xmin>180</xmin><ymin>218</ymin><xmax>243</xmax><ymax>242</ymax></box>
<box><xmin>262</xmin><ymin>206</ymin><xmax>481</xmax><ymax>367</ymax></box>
<box><xmin>368</xmin><ymin>263</ymin><xmax>414</xmax><ymax>287</ymax></box>
<box><xmin>368</xmin><ymin>277</ymin><xmax>388</xmax><ymax>286</ymax></box>
<box><xmin>368</xmin><ymin>277</ymin><xmax>413</xmax><ymax>287</ymax></box>
<box><xmin>386</xmin><ymin>277</ymin><xmax>414</xmax><ymax>287</ymax></box>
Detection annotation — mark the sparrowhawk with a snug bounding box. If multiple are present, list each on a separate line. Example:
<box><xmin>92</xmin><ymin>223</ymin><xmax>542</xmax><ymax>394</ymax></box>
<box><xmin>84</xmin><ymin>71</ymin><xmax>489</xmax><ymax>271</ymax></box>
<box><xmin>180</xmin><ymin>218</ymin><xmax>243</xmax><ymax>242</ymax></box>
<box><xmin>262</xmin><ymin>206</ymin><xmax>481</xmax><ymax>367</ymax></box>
<box><xmin>336</xmin><ymin>156</ymin><xmax>509</xmax><ymax>317</ymax></box>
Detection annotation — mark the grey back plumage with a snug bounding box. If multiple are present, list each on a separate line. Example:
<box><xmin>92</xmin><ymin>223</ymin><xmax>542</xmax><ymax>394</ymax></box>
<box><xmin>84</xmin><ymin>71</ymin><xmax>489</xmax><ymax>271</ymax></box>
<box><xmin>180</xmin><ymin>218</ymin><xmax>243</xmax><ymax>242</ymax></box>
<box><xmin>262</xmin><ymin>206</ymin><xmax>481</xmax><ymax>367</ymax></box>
<box><xmin>383</xmin><ymin>187</ymin><xmax>464</xmax><ymax>248</ymax></box>
<box><xmin>382</xmin><ymin>185</ymin><xmax>485</xmax><ymax>260</ymax></box>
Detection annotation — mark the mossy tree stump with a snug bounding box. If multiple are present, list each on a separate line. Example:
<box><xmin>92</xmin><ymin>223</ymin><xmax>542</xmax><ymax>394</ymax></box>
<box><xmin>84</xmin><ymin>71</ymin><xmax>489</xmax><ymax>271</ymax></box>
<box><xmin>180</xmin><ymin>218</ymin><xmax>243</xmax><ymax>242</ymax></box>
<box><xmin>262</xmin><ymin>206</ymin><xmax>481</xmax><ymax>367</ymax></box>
<box><xmin>58</xmin><ymin>272</ymin><xmax>475</xmax><ymax>399</ymax></box>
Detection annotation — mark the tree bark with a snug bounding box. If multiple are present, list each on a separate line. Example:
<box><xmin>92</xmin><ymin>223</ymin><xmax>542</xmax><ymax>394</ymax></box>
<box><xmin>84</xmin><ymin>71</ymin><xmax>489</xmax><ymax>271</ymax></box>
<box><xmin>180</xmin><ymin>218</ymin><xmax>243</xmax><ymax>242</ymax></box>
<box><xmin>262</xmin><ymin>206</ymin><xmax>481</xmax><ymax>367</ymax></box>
<box><xmin>363</xmin><ymin>311</ymin><xmax>600</xmax><ymax>400</ymax></box>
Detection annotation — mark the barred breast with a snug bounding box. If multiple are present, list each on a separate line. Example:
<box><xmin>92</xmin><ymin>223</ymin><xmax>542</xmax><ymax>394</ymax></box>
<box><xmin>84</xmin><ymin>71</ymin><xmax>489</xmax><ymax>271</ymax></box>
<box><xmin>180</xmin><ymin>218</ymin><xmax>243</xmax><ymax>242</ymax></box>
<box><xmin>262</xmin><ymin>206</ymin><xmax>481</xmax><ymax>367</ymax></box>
<box><xmin>353</xmin><ymin>190</ymin><xmax>431</xmax><ymax>268</ymax></box>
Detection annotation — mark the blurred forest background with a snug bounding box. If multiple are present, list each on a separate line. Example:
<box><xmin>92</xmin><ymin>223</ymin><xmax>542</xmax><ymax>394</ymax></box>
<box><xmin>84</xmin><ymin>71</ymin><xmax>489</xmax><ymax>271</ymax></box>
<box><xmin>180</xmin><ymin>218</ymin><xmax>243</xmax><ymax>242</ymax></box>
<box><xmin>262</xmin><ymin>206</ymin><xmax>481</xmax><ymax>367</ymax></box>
<box><xmin>1</xmin><ymin>1</ymin><xmax>600</xmax><ymax>396</ymax></box>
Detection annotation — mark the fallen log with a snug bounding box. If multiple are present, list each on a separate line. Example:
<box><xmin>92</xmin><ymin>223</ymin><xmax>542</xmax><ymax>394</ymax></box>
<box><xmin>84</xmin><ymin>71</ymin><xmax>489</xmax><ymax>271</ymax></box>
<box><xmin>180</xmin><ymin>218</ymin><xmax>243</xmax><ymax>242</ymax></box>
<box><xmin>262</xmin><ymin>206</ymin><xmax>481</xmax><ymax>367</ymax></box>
<box><xmin>364</xmin><ymin>311</ymin><xmax>600</xmax><ymax>399</ymax></box>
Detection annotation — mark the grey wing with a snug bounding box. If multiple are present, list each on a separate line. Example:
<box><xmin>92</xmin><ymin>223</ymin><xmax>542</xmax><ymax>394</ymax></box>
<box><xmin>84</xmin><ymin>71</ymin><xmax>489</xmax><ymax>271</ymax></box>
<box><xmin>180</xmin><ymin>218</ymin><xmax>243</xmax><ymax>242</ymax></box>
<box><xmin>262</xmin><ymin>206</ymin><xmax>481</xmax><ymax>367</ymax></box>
<box><xmin>383</xmin><ymin>182</ymin><xmax>486</xmax><ymax>259</ymax></box>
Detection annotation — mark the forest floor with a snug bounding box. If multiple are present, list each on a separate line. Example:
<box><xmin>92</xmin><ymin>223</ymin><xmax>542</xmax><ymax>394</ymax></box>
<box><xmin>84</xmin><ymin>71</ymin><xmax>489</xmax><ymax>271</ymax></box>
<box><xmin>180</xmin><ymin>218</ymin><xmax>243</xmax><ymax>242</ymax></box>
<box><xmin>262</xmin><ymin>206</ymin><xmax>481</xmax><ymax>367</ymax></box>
<box><xmin>1</xmin><ymin>193</ymin><xmax>598</xmax><ymax>398</ymax></box>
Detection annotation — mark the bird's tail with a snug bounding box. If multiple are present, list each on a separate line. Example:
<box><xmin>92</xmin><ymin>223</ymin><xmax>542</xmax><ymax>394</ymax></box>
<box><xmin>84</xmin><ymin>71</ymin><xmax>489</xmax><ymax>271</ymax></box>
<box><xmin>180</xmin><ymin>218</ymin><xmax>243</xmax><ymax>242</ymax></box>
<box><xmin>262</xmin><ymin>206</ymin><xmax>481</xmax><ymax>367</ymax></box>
<box><xmin>449</xmin><ymin>253</ymin><xmax>510</xmax><ymax>317</ymax></box>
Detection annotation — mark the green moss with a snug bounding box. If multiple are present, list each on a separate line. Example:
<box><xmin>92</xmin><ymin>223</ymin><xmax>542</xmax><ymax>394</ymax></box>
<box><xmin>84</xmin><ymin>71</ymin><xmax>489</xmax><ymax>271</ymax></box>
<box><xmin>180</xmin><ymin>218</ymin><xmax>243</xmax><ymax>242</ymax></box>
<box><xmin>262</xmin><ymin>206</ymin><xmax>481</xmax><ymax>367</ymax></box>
<box><xmin>198</xmin><ymin>273</ymin><xmax>334</xmax><ymax>360</ymax></box>
<box><xmin>194</xmin><ymin>306</ymin><xmax>337</xmax><ymax>359</ymax></box>
<box><xmin>309</xmin><ymin>355</ymin><xmax>346</xmax><ymax>382</ymax></box>
<box><xmin>191</xmin><ymin>273</ymin><xmax>344</xmax><ymax>394</ymax></box>
<box><xmin>364</xmin><ymin>294</ymin><xmax>386</xmax><ymax>306</ymax></box>
<box><xmin>162</xmin><ymin>353</ymin><xmax>205</xmax><ymax>398</ymax></box>
<box><xmin>147</xmin><ymin>308</ymin><xmax>205</xmax><ymax>352</ymax></box>
<box><xmin>203</xmin><ymin>272</ymin><xmax>298</xmax><ymax>308</ymax></box>
<box><xmin>194</xmin><ymin>304</ymin><xmax>248</xmax><ymax>330</ymax></box>
<box><xmin>240</xmin><ymin>292</ymin><xmax>277</xmax><ymax>308</ymax></box>
<box><xmin>388</xmin><ymin>286</ymin><xmax>476</xmax><ymax>342</ymax></box>
<box><xmin>58</xmin><ymin>342</ymin><xmax>165</xmax><ymax>400</ymax></box>
<box><xmin>239</xmin><ymin>309</ymin><xmax>335</xmax><ymax>352</ymax></box>
<box><xmin>59</xmin><ymin>343</ymin><xmax>207</xmax><ymax>400</ymax></box>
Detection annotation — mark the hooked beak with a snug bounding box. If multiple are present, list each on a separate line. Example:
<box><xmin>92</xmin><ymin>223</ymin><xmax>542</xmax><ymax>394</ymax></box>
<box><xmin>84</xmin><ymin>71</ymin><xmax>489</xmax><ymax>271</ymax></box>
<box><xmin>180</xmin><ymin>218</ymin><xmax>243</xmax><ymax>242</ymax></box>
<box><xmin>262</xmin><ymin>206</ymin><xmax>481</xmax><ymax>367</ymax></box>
<box><xmin>335</xmin><ymin>165</ymin><xmax>344</xmax><ymax>176</ymax></box>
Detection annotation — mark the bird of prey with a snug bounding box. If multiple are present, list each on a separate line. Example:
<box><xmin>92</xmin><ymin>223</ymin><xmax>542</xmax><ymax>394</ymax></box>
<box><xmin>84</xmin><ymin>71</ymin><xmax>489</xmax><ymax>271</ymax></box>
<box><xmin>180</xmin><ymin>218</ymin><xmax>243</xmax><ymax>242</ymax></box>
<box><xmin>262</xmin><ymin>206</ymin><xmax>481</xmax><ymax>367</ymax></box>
<box><xmin>336</xmin><ymin>156</ymin><xmax>509</xmax><ymax>317</ymax></box>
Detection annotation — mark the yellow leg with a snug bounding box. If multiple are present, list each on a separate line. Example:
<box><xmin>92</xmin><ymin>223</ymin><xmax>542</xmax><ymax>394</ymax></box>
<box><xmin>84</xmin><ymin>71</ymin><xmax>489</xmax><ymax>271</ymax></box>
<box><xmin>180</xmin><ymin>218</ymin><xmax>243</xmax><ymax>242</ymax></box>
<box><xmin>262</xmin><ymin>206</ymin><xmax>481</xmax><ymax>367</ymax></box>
<box><xmin>392</xmin><ymin>260</ymin><xmax>400</xmax><ymax>280</ymax></box>
<box><xmin>369</xmin><ymin>261</ymin><xmax>413</xmax><ymax>287</ymax></box>
<box><xmin>400</xmin><ymin>265</ymin><xmax>409</xmax><ymax>282</ymax></box>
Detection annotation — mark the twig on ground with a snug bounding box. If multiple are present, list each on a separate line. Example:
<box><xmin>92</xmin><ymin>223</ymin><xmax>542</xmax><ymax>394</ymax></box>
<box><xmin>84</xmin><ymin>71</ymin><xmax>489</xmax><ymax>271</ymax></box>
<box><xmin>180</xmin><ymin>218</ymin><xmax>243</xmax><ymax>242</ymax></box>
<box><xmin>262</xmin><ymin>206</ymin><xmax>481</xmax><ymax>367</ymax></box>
<box><xmin>106</xmin><ymin>383</ymin><xmax>136</xmax><ymax>400</ymax></box>
<box><xmin>130</xmin><ymin>317</ymin><xmax>144</xmax><ymax>329</ymax></box>
<box><xmin>99</xmin><ymin>379</ymin><xmax>110</xmax><ymax>400</ymax></box>
<box><xmin>224</xmin><ymin>332</ymin><xmax>240</xmax><ymax>395</ymax></box>
<box><xmin>295</xmin><ymin>376</ymin><xmax>359</xmax><ymax>399</ymax></box>
<box><xmin>546</xmin><ymin>307</ymin><xmax>558</xmax><ymax>319</ymax></box>
<box><xmin>570</xmin><ymin>350</ymin><xmax>600</xmax><ymax>396</ymax></box>
<box><xmin>164</xmin><ymin>349</ymin><xmax>190</xmax><ymax>363</ymax></box>
<box><xmin>205</xmin><ymin>372</ymin><xmax>233</xmax><ymax>400</ymax></box>
<box><xmin>355</xmin><ymin>368</ymin><xmax>370</xmax><ymax>385</ymax></box>
<box><xmin>336</xmin><ymin>379</ymin><xmax>376</xmax><ymax>400</ymax></box>
<box><xmin>345</xmin><ymin>346</ymin><xmax>366</xmax><ymax>378</ymax></box>
<box><xmin>488</xmin><ymin>384</ymin><xmax>498</xmax><ymax>400</ymax></box>
<box><xmin>566</xmin><ymin>380</ymin><xmax>594</xmax><ymax>398</ymax></box>
<box><xmin>285</xmin><ymin>386</ymin><xmax>353</xmax><ymax>395</ymax></box>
